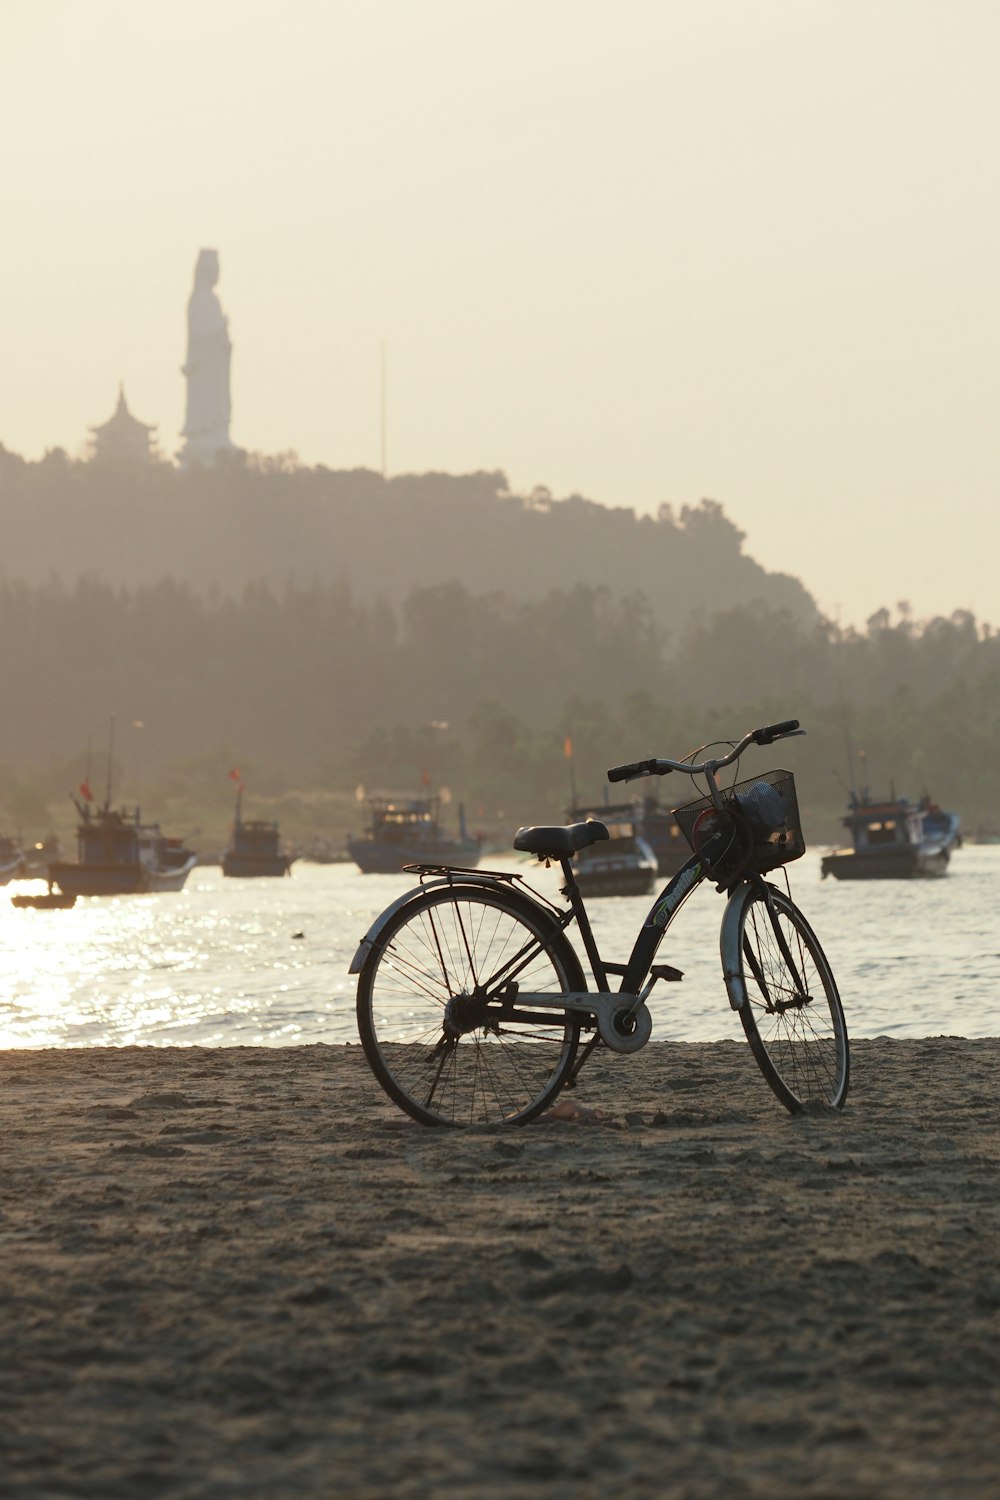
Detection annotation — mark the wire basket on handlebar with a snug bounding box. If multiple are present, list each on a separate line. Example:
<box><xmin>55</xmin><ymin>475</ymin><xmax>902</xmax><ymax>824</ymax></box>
<box><xmin>673</xmin><ymin>769</ymin><xmax>805</xmax><ymax>879</ymax></box>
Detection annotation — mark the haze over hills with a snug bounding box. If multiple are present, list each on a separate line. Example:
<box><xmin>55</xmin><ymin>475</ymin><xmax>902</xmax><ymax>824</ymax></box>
<box><xmin>0</xmin><ymin>447</ymin><xmax>815</xmax><ymax>633</ymax></box>
<box><xmin>1</xmin><ymin>436</ymin><xmax>997</xmax><ymax>853</ymax></box>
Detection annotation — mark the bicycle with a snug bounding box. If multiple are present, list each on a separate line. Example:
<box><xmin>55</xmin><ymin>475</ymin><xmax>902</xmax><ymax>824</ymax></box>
<box><xmin>351</xmin><ymin>719</ymin><xmax>849</xmax><ymax>1126</ymax></box>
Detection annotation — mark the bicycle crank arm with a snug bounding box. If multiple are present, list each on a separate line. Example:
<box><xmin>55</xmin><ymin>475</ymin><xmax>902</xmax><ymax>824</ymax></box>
<box><xmin>504</xmin><ymin>991</ymin><xmax>653</xmax><ymax>1054</ymax></box>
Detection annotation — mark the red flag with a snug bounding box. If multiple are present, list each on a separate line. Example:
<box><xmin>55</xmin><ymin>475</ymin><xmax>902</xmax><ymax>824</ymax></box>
<box><xmin>563</xmin><ymin>736</ymin><xmax>573</xmax><ymax>759</ymax></box>
<box><xmin>228</xmin><ymin>768</ymin><xmax>242</xmax><ymax>784</ymax></box>
<box><xmin>420</xmin><ymin>768</ymin><xmax>431</xmax><ymax>788</ymax></box>
<box><xmin>79</xmin><ymin>779</ymin><xmax>93</xmax><ymax>802</ymax></box>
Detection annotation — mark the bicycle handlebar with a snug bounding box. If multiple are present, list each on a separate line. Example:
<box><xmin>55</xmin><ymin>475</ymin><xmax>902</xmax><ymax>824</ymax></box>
<box><xmin>753</xmin><ymin>718</ymin><xmax>801</xmax><ymax>746</ymax></box>
<box><xmin>606</xmin><ymin>757</ymin><xmax>665</xmax><ymax>783</ymax></box>
<box><xmin>606</xmin><ymin>720</ymin><xmax>803</xmax><ymax>784</ymax></box>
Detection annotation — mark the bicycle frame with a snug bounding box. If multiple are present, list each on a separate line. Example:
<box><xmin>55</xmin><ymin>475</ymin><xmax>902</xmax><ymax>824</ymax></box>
<box><xmin>353</xmin><ymin>716</ymin><xmax>844</xmax><ymax>1124</ymax></box>
<box><xmin>350</xmin><ymin>729</ymin><xmax>812</xmax><ymax>1065</ymax></box>
<box><xmin>349</xmin><ymin>853</ymin><xmax>774</xmax><ymax>1063</ymax></box>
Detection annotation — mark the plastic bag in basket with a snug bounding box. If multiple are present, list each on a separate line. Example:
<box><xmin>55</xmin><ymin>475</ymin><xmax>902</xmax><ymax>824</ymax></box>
<box><xmin>738</xmin><ymin>779</ymin><xmax>788</xmax><ymax>836</ymax></box>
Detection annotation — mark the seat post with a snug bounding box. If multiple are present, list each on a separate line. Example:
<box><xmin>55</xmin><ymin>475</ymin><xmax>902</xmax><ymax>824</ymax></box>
<box><xmin>558</xmin><ymin>857</ymin><xmax>609</xmax><ymax>992</ymax></box>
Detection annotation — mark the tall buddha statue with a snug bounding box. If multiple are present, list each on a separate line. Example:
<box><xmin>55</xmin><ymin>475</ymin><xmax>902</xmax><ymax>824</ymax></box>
<box><xmin>179</xmin><ymin>248</ymin><xmax>236</xmax><ymax>466</ymax></box>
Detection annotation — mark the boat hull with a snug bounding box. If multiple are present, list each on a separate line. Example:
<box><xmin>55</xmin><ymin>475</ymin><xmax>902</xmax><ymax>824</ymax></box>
<box><xmin>222</xmin><ymin>852</ymin><xmax>293</xmax><ymax>877</ymax></box>
<box><xmin>574</xmin><ymin>867</ymin><xmax>657</xmax><ymax>897</ymax></box>
<box><xmin>150</xmin><ymin>855</ymin><xmax>199</xmax><ymax>891</ymax></box>
<box><xmin>921</xmin><ymin>811</ymin><xmax>962</xmax><ymax>853</ymax></box>
<box><xmin>49</xmin><ymin>854</ymin><xmax>197</xmax><ymax>896</ymax></box>
<box><xmin>11</xmin><ymin>891</ymin><xmax>77</xmax><ymax>909</ymax></box>
<box><xmin>347</xmin><ymin>838</ymin><xmax>481</xmax><ymax>874</ymax></box>
<box><xmin>573</xmin><ymin>850</ymin><xmax>658</xmax><ymax>898</ymax></box>
<box><xmin>821</xmin><ymin>847</ymin><xmax>950</xmax><ymax>880</ymax></box>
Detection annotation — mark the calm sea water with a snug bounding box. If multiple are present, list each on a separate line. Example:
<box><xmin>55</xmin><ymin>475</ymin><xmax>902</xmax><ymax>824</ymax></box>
<box><xmin>2</xmin><ymin>848</ymin><xmax>998</xmax><ymax>1048</ymax></box>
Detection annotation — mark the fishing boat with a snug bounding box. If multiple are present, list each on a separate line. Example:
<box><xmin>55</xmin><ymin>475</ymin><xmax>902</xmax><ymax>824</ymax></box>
<box><xmin>48</xmin><ymin>800</ymin><xmax>198</xmax><ymax>896</ymax></box>
<box><xmin>222</xmin><ymin>786</ymin><xmax>293</xmax><ymax>877</ymax></box>
<box><xmin>568</xmin><ymin>801</ymin><xmax>658</xmax><ymax>897</ymax></box>
<box><xmin>347</xmin><ymin>795</ymin><xmax>482</xmax><ymax>873</ymax></box>
<box><xmin>0</xmin><ymin>834</ymin><xmax>23</xmax><ymax>886</ymax></box>
<box><xmin>821</xmin><ymin>791</ymin><xmax>951</xmax><ymax>880</ymax></box>
<box><xmin>637</xmin><ymin>795</ymin><xmax>690</xmax><ymax>876</ymax></box>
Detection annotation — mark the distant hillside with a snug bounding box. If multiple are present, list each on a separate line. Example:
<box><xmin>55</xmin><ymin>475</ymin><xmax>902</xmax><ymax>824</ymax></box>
<box><xmin>0</xmin><ymin>447</ymin><xmax>816</xmax><ymax>631</ymax></box>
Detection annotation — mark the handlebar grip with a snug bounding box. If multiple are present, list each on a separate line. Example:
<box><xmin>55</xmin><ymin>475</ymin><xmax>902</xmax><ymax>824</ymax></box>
<box><xmin>754</xmin><ymin>719</ymin><xmax>801</xmax><ymax>746</ymax></box>
<box><xmin>607</xmin><ymin>758</ymin><xmax>665</xmax><ymax>783</ymax></box>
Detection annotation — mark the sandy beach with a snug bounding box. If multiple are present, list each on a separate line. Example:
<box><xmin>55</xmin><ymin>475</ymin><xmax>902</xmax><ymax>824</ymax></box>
<box><xmin>2</xmin><ymin>1037</ymin><xmax>998</xmax><ymax>1499</ymax></box>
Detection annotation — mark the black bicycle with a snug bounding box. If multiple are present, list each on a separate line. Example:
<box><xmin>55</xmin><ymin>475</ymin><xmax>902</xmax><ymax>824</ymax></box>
<box><xmin>351</xmin><ymin>719</ymin><xmax>849</xmax><ymax>1126</ymax></box>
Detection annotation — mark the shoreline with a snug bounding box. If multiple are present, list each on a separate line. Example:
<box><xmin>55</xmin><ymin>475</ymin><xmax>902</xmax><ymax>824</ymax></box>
<box><xmin>3</xmin><ymin>1038</ymin><xmax>998</xmax><ymax>1498</ymax></box>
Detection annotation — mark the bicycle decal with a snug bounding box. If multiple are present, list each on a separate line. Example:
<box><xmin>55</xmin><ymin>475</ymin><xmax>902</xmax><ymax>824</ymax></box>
<box><xmin>646</xmin><ymin>860</ymin><xmax>702</xmax><ymax>928</ymax></box>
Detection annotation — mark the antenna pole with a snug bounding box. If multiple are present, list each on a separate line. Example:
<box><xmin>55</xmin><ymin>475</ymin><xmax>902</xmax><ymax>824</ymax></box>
<box><xmin>105</xmin><ymin>716</ymin><xmax>116</xmax><ymax>808</ymax></box>
<box><xmin>839</xmin><ymin>698</ymin><xmax>857</xmax><ymax>796</ymax></box>
<box><xmin>380</xmin><ymin>339</ymin><xmax>387</xmax><ymax>478</ymax></box>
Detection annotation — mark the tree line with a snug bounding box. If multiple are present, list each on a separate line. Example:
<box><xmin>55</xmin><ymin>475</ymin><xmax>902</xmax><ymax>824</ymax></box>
<box><xmin>0</xmin><ymin>576</ymin><xmax>996</xmax><ymax>842</ymax></box>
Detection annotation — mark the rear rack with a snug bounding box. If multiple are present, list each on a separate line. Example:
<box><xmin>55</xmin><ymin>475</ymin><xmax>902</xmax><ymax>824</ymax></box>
<box><xmin>404</xmin><ymin>862</ymin><xmax>569</xmax><ymax>917</ymax></box>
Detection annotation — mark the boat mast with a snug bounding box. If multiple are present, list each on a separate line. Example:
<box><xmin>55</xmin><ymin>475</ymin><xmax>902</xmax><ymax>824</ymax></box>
<box><xmin>838</xmin><ymin>700</ymin><xmax>858</xmax><ymax>804</ymax></box>
<box><xmin>104</xmin><ymin>716</ymin><xmax>116</xmax><ymax>810</ymax></box>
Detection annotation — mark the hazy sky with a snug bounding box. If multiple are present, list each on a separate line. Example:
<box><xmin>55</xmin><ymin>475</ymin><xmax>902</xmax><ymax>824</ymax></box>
<box><xmin>2</xmin><ymin>0</ymin><xmax>999</xmax><ymax>626</ymax></box>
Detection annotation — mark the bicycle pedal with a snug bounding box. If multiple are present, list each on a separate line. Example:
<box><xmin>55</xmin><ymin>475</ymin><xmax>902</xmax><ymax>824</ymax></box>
<box><xmin>650</xmin><ymin>964</ymin><xmax>684</xmax><ymax>982</ymax></box>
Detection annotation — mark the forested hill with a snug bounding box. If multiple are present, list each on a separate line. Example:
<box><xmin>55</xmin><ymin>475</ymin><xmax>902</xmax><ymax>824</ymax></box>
<box><xmin>0</xmin><ymin>447</ymin><xmax>815</xmax><ymax>631</ymax></box>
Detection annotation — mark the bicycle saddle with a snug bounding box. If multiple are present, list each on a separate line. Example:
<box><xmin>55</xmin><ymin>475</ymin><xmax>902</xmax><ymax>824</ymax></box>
<box><xmin>512</xmin><ymin>820</ymin><xmax>610</xmax><ymax>859</ymax></box>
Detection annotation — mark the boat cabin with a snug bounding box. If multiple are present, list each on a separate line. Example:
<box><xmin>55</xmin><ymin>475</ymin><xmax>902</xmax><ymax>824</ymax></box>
<box><xmin>77</xmin><ymin>805</ymin><xmax>164</xmax><ymax>872</ymax></box>
<box><xmin>366</xmin><ymin>797</ymin><xmax>440</xmax><ymax>844</ymax></box>
<box><xmin>842</xmin><ymin>798</ymin><xmax>926</xmax><ymax>854</ymax></box>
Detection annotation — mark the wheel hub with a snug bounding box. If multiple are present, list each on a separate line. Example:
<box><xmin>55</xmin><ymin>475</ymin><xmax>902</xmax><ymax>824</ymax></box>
<box><xmin>773</xmin><ymin>993</ymin><xmax>810</xmax><ymax>1014</ymax></box>
<box><xmin>443</xmin><ymin>989</ymin><xmax>491</xmax><ymax>1037</ymax></box>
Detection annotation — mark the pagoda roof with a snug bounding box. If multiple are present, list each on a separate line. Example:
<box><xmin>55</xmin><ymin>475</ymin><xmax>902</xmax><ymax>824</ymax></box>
<box><xmin>89</xmin><ymin>383</ymin><xmax>157</xmax><ymax>438</ymax></box>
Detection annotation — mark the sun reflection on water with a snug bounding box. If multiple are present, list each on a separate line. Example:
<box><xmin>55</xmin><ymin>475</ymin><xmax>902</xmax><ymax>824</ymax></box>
<box><xmin>2</xmin><ymin>851</ymin><xmax>1000</xmax><ymax>1047</ymax></box>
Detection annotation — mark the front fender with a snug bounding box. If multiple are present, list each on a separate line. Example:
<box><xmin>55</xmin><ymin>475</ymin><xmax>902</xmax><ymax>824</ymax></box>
<box><xmin>348</xmin><ymin>872</ymin><xmax>569</xmax><ymax>975</ymax></box>
<box><xmin>719</xmin><ymin>880</ymin><xmax>757</xmax><ymax>1010</ymax></box>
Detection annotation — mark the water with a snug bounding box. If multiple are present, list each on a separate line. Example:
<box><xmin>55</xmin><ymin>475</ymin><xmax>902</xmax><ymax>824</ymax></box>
<box><xmin>2</xmin><ymin>849</ymin><xmax>998</xmax><ymax>1047</ymax></box>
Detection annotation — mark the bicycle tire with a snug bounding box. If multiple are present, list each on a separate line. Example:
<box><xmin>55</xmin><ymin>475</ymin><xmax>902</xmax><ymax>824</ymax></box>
<box><xmin>356</xmin><ymin>885</ymin><xmax>584</xmax><ymax>1126</ymax></box>
<box><xmin>735</xmin><ymin>885</ymin><xmax>849</xmax><ymax>1112</ymax></box>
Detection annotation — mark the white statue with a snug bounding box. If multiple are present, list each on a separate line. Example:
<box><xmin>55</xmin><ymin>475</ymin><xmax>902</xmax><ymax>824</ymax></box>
<box><xmin>179</xmin><ymin>249</ymin><xmax>236</xmax><ymax>465</ymax></box>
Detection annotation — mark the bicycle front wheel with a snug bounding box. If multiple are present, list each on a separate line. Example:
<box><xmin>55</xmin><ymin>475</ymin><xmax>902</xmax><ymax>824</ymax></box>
<box><xmin>356</xmin><ymin>886</ymin><xmax>583</xmax><ymax>1126</ymax></box>
<box><xmin>735</xmin><ymin>885</ymin><xmax>849</xmax><ymax>1112</ymax></box>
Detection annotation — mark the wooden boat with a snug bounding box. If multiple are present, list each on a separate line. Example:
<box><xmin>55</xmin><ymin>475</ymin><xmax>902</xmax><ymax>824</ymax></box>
<box><xmin>11</xmin><ymin>888</ymin><xmax>77</xmax><ymax>909</ymax></box>
<box><xmin>821</xmin><ymin>792</ymin><xmax>950</xmax><ymax>880</ymax></box>
<box><xmin>49</xmin><ymin>800</ymin><xmax>197</xmax><ymax>896</ymax></box>
<box><xmin>347</xmin><ymin>795</ymin><xmax>482</xmax><ymax>874</ymax></box>
<box><xmin>222</xmin><ymin>787</ymin><xmax>293</xmax><ymax>877</ymax></box>
<box><xmin>568</xmin><ymin>801</ymin><xmax>658</xmax><ymax>897</ymax></box>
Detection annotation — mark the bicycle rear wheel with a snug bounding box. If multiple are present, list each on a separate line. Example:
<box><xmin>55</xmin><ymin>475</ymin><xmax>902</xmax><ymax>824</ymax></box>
<box><xmin>356</xmin><ymin>885</ymin><xmax>583</xmax><ymax>1126</ymax></box>
<box><xmin>735</xmin><ymin>885</ymin><xmax>849</xmax><ymax>1112</ymax></box>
